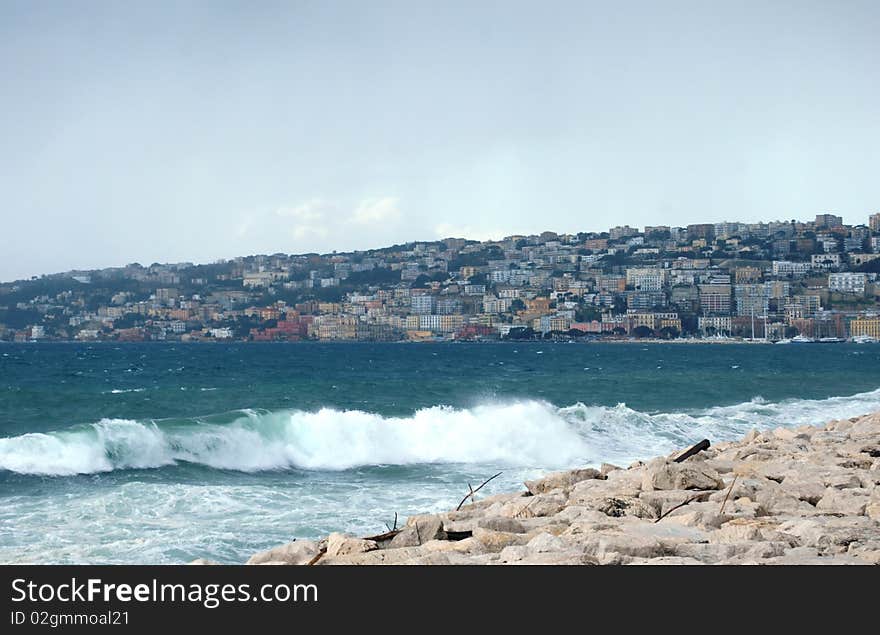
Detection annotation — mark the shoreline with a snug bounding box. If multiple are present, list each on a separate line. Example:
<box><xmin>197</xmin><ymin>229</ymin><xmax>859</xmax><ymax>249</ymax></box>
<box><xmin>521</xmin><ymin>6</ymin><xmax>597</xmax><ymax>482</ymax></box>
<box><xmin>220</xmin><ymin>412</ymin><xmax>880</xmax><ymax>566</ymax></box>
<box><xmin>1</xmin><ymin>338</ymin><xmax>868</xmax><ymax>346</ymax></box>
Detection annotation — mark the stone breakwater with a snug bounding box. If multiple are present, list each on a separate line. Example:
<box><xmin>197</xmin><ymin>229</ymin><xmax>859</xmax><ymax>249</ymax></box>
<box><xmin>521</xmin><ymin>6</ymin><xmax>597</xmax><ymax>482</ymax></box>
<box><xmin>229</xmin><ymin>413</ymin><xmax>880</xmax><ymax>565</ymax></box>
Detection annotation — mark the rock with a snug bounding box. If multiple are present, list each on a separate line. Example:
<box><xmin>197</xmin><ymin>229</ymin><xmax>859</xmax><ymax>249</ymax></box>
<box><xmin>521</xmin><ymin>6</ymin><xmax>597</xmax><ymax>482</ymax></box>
<box><xmin>778</xmin><ymin>516</ymin><xmax>880</xmax><ymax>552</ymax></box>
<box><xmin>866</xmin><ymin>503</ymin><xmax>880</xmax><ymax>521</ymax></box>
<box><xmin>527</xmin><ymin>532</ymin><xmax>567</xmax><ymax>553</ymax></box>
<box><xmin>321</xmin><ymin>546</ymin><xmax>427</xmax><ymax>565</ymax></box>
<box><xmin>405</xmin><ymin>514</ymin><xmax>447</xmax><ymax>542</ymax></box>
<box><xmin>628</xmin><ymin>556</ymin><xmax>706</xmax><ymax>565</ymax></box>
<box><xmin>847</xmin><ymin>541</ymin><xmax>880</xmax><ymax>564</ymax></box>
<box><xmin>781</xmin><ymin>480</ymin><xmax>826</xmax><ymax>506</ymax></box>
<box><xmin>525</xmin><ymin>468</ymin><xmax>602</xmax><ymax>495</ymax></box>
<box><xmin>388</xmin><ymin>526</ymin><xmax>421</xmax><ymax>548</ymax></box>
<box><xmin>595</xmin><ymin>497</ymin><xmax>657</xmax><ymax>520</ymax></box>
<box><xmin>246</xmin><ymin>540</ymin><xmax>321</xmax><ymax>565</ymax></box>
<box><xmin>600</xmin><ymin>463</ymin><xmax>622</xmax><ymax>477</ymax></box>
<box><xmin>477</xmin><ymin>516</ymin><xmax>527</xmax><ymax>534</ymax></box>
<box><xmin>641</xmin><ymin>459</ymin><xmax>724</xmax><ymax>491</ymax></box>
<box><xmin>755</xmin><ymin>485</ymin><xmax>814</xmax><ymax>516</ymax></box>
<box><xmin>472</xmin><ymin>527</ymin><xmax>528</xmax><ymax>552</ymax></box>
<box><xmin>188</xmin><ymin>558</ymin><xmax>220</xmax><ymax>565</ymax></box>
<box><xmin>502</xmin><ymin>493</ymin><xmax>566</xmax><ymax>518</ymax></box>
<box><xmin>815</xmin><ymin>488</ymin><xmax>870</xmax><ymax>516</ymax></box>
<box><xmin>582</xmin><ymin>533</ymin><xmax>667</xmax><ymax>559</ymax></box>
<box><xmin>326</xmin><ymin>533</ymin><xmax>378</xmax><ymax>558</ymax></box>
<box><xmin>710</xmin><ymin>521</ymin><xmax>765</xmax><ymax>544</ymax></box>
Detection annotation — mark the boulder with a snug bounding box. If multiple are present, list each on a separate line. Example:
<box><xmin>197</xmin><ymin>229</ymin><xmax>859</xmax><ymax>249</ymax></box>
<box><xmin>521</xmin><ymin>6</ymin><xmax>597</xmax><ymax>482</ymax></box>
<box><xmin>326</xmin><ymin>533</ymin><xmax>378</xmax><ymax>558</ymax></box>
<box><xmin>641</xmin><ymin>459</ymin><xmax>724</xmax><ymax>491</ymax></box>
<box><xmin>405</xmin><ymin>514</ymin><xmax>447</xmax><ymax>542</ymax></box>
<box><xmin>472</xmin><ymin>527</ymin><xmax>529</xmax><ymax>552</ymax></box>
<box><xmin>477</xmin><ymin>516</ymin><xmax>528</xmax><ymax>534</ymax></box>
<box><xmin>527</xmin><ymin>532</ymin><xmax>567</xmax><ymax>553</ymax></box>
<box><xmin>815</xmin><ymin>488</ymin><xmax>870</xmax><ymax>516</ymax></box>
<box><xmin>524</xmin><ymin>468</ymin><xmax>602</xmax><ymax>495</ymax></box>
<box><xmin>246</xmin><ymin>540</ymin><xmax>321</xmax><ymax>565</ymax></box>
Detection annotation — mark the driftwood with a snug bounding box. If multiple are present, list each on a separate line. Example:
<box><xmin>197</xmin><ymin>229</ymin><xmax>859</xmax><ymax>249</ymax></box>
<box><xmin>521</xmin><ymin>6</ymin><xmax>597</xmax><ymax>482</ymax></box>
<box><xmin>654</xmin><ymin>492</ymin><xmax>711</xmax><ymax>523</ymax></box>
<box><xmin>456</xmin><ymin>472</ymin><xmax>502</xmax><ymax>511</ymax></box>
<box><xmin>719</xmin><ymin>474</ymin><xmax>738</xmax><ymax>515</ymax></box>
<box><xmin>363</xmin><ymin>529</ymin><xmax>401</xmax><ymax>542</ymax></box>
<box><xmin>674</xmin><ymin>439</ymin><xmax>710</xmax><ymax>463</ymax></box>
<box><xmin>306</xmin><ymin>547</ymin><xmax>327</xmax><ymax>566</ymax></box>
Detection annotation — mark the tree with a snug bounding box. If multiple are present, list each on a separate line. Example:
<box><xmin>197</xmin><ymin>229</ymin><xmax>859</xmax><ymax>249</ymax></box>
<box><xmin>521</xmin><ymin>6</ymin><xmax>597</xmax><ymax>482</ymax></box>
<box><xmin>509</xmin><ymin>298</ymin><xmax>526</xmax><ymax>312</ymax></box>
<box><xmin>658</xmin><ymin>326</ymin><xmax>680</xmax><ymax>340</ymax></box>
<box><xmin>633</xmin><ymin>325</ymin><xmax>654</xmax><ymax>338</ymax></box>
<box><xmin>612</xmin><ymin>326</ymin><xmax>627</xmax><ymax>336</ymax></box>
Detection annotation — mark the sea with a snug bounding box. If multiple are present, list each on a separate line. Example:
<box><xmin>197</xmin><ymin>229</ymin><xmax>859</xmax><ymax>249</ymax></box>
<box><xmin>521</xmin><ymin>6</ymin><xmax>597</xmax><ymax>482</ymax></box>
<box><xmin>2</xmin><ymin>341</ymin><xmax>879</xmax><ymax>564</ymax></box>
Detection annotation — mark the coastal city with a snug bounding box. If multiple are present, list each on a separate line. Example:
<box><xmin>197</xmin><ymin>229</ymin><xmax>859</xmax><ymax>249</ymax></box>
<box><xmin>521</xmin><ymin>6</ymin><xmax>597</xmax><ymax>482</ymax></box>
<box><xmin>3</xmin><ymin>212</ymin><xmax>880</xmax><ymax>344</ymax></box>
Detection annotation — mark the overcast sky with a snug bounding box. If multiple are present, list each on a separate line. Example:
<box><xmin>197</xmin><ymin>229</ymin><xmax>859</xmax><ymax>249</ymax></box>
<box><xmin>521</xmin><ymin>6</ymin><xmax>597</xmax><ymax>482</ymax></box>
<box><xmin>1</xmin><ymin>1</ymin><xmax>878</xmax><ymax>281</ymax></box>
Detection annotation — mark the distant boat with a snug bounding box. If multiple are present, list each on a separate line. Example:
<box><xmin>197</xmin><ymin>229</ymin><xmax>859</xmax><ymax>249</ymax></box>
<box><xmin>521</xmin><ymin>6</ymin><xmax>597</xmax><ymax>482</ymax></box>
<box><xmin>852</xmin><ymin>335</ymin><xmax>879</xmax><ymax>344</ymax></box>
<box><xmin>791</xmin><ymin>335</ymin><xmax>815</xmax><ymax>343</ymax></box>
<box><xmin>818</xmin><ymin>337</ymin><xmax>845</xmax><ymax>344</ymax></box>
<box><xmin>774</xmin><ymin>338</ymin><xmax>792</xmax><ymax>345</ymax></box>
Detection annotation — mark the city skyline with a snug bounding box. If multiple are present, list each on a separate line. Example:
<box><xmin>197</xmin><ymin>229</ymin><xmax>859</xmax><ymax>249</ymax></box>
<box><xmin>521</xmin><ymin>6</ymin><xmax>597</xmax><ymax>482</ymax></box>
<box><xmin>2</xmin><ymin>1</ymin><xmax>879</xmax><ymax>281</ymax></box>
<box><xmin>2</xmin><ymin>211</ymin><xmax>878</xmax><ymax>283</ymax></box>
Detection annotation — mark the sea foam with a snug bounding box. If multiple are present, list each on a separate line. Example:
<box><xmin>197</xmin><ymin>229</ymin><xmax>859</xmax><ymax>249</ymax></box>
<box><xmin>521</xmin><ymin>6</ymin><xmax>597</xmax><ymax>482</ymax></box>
<box><xmin>2</xmin><ymin>388</ymin><xmax>880</xmax><ymax>476</ymax></box>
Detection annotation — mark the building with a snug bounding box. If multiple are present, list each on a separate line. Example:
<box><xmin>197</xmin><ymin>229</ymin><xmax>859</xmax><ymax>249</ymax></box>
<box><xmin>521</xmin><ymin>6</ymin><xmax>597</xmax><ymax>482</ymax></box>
<box><xmin>811</xmin><ymin>253</ymin><xmax>841</xmax><ymax>270</ymax></box>
<box><xmin>698</xmin><ymin>316</ymin><xmax>732</xmax><ymax>336</ymax></box>
<box><xmin>734</xmin><ymin>284</ymin><xmax>769</xmax><ymax>317</ymax></box>
<box><xmin>850</xmin><ymin>316</ymin><xmax>880</xmax><ymax>338</ymax></box>
<box><xmin>687</xmin><ymin>224</ymin><xmax>715</xmax><ymax>242</ymax></box>
<box><xmin>410</xmin><ymin>294</ymin><xmax>434</xmax><ymax>315</ymax></box>
<box><xmin>815</xmin><ymin>213</ymin><xmax>843</xmax><ymax>229</ymax></box>
<box><xmin>626</xmin><ymin>268</ymin><xmax>665</xmax><ymax>292</ymax></box>
<box><xmin>698</xmin><ymin>284</ymin><xmax>731</xmax><ymax>315</ymax></box>
<box><xmin>869</xmin><ymin>213</ymin><xmax>880</xmax><ymax>233</ymax></box>
<box><xmin>734</xmin><ymin>267</ymin><xmax>763</xmax><ymax>284</ymax></box>
<box><xmin>829</xmin><ymin>272</ymin><xmax>867</xmax><ymax>295</ymax></box>
<box><xmin>772</xmin><ymin>261</ymin><xmax>811</xmax><ymax>278</ymax></box>
<box><xmin>609</xmin><ymin>226</ymin><xmax>639</xmax><ymax>240</ymax></box>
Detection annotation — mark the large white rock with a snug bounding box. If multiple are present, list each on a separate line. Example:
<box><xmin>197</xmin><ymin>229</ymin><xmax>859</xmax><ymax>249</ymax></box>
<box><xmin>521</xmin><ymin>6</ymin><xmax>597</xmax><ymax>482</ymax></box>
<box><xmin>641</xmin><ymin>459</ymin><xmax>724</xmax><ymax>491</ymax></box>
<box><xmin>246</xmin><ymin>540</ymin><xmax>322</xmax><ymax>565</ymax></box>
<box><xmin>326</xmin><ymin>533</ymin><xmax>378</xmax><ymax>558</ymax></box>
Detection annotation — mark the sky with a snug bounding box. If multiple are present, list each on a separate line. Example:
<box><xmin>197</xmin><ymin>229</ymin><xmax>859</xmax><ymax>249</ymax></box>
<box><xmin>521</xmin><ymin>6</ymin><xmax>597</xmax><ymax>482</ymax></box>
<box><xmin>1</xmin><ymin>1</ymin><xmax>878</xmax><ymax>282</ymax></box>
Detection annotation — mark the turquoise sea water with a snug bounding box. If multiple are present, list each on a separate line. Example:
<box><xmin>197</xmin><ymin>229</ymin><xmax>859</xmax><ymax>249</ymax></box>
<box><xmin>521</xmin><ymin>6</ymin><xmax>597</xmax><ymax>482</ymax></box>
<box><xmin>2</xmin><ymin>341</ymin><xmax>879</xmax><ymax>563</ymax></box>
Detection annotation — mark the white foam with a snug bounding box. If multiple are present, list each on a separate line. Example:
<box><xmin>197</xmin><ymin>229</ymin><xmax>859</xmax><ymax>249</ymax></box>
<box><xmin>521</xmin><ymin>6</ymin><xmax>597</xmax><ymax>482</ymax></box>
<box><xmin>2</xmin><ymin>388</ymin><xmax>880</xmax><ymax>476</ymax></box>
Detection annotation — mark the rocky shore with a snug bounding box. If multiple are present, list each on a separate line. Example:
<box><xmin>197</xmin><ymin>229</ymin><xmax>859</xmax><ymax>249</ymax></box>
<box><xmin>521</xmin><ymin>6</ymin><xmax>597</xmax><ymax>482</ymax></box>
<box><xmin>224</xmin><ymin>412</ymin><xmax>880</xmax><ymax>565</ymax></box>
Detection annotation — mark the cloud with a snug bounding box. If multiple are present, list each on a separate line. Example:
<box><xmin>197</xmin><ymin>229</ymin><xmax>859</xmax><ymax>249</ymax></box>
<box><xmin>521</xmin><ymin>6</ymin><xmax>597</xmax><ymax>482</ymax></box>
<box><xmin>275</xmin><ymin>199</ymin><xmax>333</xmax><ymax>239</ymax></box>
<box><xmin>349</xmin><ymin>197</ymin><xmax>401</xmax><ymax>225</ymax></box>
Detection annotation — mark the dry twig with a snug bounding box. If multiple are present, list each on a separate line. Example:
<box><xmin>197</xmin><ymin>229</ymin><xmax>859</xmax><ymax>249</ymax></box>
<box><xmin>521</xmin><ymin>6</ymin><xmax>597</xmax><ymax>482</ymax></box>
<box><xmin>654</xmin><ymin>492</ymin><xmax>711</xmax><ymax>523</ymax></box>
<box><xmin>719</xmin><ymin>475</ymin><xmax>739</xmax><ymax>515</ymax></box>
<box><xmin>456</xmin><ymin>472</ymin><xmax>502</xmax><ymax>511</ymax></box>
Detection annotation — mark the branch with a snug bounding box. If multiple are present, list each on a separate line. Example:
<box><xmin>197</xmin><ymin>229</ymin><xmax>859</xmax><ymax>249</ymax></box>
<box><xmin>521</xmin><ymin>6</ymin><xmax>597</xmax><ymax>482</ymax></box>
<box><xmin>306</xmin><ymin>547</ymin><xmax>327</xmax><ymax>566</ymax></box>
<box><xmin>654</xmin><ymin>492</ymin><xmax>711</xmax><ymax>523</ymax></box>
<box><xmin>456</xmin><ymin>472</ymin><xmax>502</xmax><ymax>511</ymax></box>
<box><xmin>719</xmin><ymin>475</ymin><xmax>738</xmax><ymax>515</ymax></box>
<box><xmin>674</xmin><ymin>439</ymin><xmax>711</xmax><ymax>463</ymax></box>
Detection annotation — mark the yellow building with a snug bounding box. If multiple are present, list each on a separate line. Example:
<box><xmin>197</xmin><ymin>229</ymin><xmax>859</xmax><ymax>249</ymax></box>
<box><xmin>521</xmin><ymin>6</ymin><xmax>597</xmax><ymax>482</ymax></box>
<box><xmin>850</xmin><ymin>317</ymin><xmax>880</xmax><ymax>338</ymax></box>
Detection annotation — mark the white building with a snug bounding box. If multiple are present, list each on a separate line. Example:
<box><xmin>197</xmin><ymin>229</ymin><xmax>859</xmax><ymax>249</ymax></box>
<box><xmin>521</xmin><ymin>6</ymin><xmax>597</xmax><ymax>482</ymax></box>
<box><xmin>829</xmin><ymin>272</ymin><xmax>867</xmax><ymax>295</ymax></box>
<box><xmin>811</xmin><ymin>253</ymin><xmax>841</xmax><ymax>270</ymax></box>
<box><xmin>771</xmin><ymin>261</ymin><xmax>811</xmax><ymax>277</ymax></box>
<box><xmin>410</xmin><ymin>294</ymin><xmax>434</xmax><ymax>315</ymax></box>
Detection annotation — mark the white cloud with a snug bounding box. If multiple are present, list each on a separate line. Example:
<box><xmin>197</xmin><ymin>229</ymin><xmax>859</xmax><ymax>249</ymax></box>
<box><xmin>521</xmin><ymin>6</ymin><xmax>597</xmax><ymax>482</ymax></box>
<box><xmin>349</xmin><ymin>197</ymin><xmax>401</xmax><ymax>225</ymax></box>
<box><xmin>275</xmin><ymin>199</ymin><xmax>333</xmax><ymax>240</ymax></box>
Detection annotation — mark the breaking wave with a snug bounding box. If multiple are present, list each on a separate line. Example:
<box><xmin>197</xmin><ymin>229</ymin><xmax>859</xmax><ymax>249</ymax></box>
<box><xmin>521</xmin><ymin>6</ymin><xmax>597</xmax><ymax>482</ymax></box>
<box><xmin>2</xmin><ymin>388</ymin><xmax>880</xmax><ymax>476</ymax></box>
